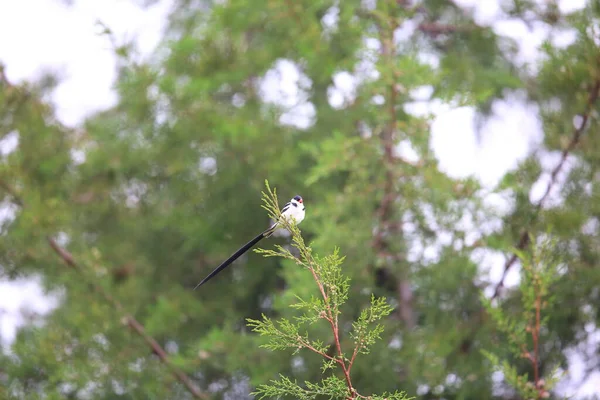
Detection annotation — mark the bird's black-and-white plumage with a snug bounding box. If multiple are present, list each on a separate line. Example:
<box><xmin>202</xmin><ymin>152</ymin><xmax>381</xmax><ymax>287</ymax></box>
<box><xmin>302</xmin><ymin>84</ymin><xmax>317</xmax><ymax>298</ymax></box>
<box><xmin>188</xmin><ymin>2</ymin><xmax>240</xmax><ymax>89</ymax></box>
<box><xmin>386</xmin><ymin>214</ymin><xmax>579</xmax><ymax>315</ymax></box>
<box><xmin>193</xmin><ymin>195</ymin><xmax>305</xmax><ymax>290</ymax></box>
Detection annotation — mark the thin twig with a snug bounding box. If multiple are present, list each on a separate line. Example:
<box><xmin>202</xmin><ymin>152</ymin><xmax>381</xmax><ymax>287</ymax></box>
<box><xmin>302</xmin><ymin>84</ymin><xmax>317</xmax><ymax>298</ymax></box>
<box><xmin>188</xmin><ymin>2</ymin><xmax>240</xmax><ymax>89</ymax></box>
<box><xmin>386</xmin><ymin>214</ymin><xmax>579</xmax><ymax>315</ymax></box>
<box><xmin>0</xmin><ymin>178</ymin><xmax>24</xmax><ymax>207</ymax></box>
<box><xmin>347</xmin><ymin>342</ymin><xmax>360</xmax><ymax>375</ymax></box>
<box><xmin>298</xmin><ymin>338</ymin><xmax>337</xmax><ymax>362</ymax></box>
<box><xmin>47</xmin><ymin>237</ymin><xmax>208</xmax><ymax>400</ymax></box>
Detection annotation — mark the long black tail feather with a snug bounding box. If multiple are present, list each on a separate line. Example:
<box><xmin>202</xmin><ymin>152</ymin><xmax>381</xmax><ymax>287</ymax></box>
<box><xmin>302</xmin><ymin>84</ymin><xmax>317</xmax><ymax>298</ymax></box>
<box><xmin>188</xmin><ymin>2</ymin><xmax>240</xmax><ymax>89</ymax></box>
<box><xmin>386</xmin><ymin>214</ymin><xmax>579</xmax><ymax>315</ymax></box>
<box><xmin>193</xmin><ymin>225</ymin><xmax>276</xmax><ymax>290</ymax></box>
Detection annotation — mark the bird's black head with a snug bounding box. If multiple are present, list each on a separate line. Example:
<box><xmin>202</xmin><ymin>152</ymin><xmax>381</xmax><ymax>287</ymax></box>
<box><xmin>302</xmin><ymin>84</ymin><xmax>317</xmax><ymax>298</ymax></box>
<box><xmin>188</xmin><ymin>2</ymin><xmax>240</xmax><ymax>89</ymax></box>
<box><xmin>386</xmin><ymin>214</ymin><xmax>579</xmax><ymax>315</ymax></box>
<box><xmin>293</xmin><ymin>195</ymin><xmax>303</xmax><ymax>204</ymax></box>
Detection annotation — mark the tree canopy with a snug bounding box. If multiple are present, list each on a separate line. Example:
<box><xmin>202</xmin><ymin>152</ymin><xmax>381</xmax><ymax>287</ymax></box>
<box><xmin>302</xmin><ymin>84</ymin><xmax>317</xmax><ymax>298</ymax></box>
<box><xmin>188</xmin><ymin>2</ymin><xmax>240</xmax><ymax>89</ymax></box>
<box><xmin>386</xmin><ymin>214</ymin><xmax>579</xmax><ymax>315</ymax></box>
<box><xmin>1</xmin><ymin>0</ymin><xmax>600</xmax><ymax>399</ymax></box>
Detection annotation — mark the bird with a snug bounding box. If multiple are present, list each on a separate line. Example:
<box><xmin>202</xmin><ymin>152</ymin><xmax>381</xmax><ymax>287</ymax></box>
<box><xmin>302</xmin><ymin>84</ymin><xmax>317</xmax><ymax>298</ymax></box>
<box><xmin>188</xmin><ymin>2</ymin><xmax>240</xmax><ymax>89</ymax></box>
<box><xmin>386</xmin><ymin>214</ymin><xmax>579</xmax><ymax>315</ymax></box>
<box><xmin>193</xmin><ymin>195</ymin><xmax>305</xmax><ymax>290</ymax></box>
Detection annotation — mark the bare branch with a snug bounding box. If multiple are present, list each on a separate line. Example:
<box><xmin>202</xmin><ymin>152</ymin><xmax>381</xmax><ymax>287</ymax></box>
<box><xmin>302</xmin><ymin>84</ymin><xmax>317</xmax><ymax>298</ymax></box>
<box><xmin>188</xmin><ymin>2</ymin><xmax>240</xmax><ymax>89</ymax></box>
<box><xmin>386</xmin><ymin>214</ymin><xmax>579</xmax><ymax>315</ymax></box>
<box><xmin>298</xmin><ymin>337</ymin><xmax>338</xmax><ymax>363</ymax></box>
<box><xmin>417</xmin><ymin>22</ymin><xmax>472</xmax><ymax>36</ymax></box>
<box><xmin>47</xmin><ymin>237</ymin><xmax>209</xmax><ymax>400</ymax></box>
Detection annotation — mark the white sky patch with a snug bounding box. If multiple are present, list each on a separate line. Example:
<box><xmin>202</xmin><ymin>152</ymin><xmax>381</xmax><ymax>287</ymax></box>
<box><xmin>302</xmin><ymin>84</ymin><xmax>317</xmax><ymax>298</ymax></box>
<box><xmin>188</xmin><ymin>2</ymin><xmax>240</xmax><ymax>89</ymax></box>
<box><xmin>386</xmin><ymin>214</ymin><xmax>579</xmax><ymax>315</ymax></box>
<box><xmin>123</xmin><ymin>180</ymin><xmax>148</xmax><ymax>208</ymax></box>
<box><xmin>70</xmin><ymin>148</ymin><xmax>87</xmax><ymax>165</ymax></box>
<box><xmin>551</xmin><ymin>27</ymin><xmax>578</xmax><ymax>49</ymax></box>
<box><xmin>278</xmin><ymin>102</ymin><xmax>316</xmax><ymax>129</ymax></box>
<box><xmin>557</xmin><ymin>0</ymin><xmax>588</xmax><ymax>14</ymax></box>
<box><xmin>427</xmin><ymin>91</ymin><xmax>541</xmax><ymax>191</ymax></box>
<box><xmin>395</xmin><ymin>139</ymin><xmax>420</xmax><ymax>164</ymax></box>
<box><xmin>199</xmin><ymin>156</ymin><xmax>217</xmax><ymax>176</ymax></box>
<box><xmin>259</xmin><ymin>59</ymin><xmax>315</xmax><ymax>129</ymax></box>
<box><xmin>430</xmin><ymin>106</ymin><xmax>479</xmax><ymax>179</ymax></box>
<box><xmin>0</xmin><ymin>131</ymin><xmax>20</xmax><ymax>233</ymax></box>
<box><xmin>320</xmin><ymin>4</ymin><xmax>339</xmax><ymax>37</ymax></box>
<box><xmin>0</xmin><ymin>131</ymin><xmax>19</xmax><ymax>157</ymax></box>
<box><xmin>0</xmin><ymin>0</ymin><xmax>172</xmax><ymax>126</ymax></box>
<box><xmin>581</xmin><ymin>217</ymin><xmax>599</xmax><ymax>235</ymax></box>
<box><xmin>0</xmin><ymin>200</ymin><xmax>18</xmax><ymax>233</ymax></box>
<box><xmin>410</xmin><ymin>85</ymin><xmax>434</xmax><ymax>102</ymax></box>
<box><xmin>0</xmin><ymin>277</ymin><xmax>61</xmax><ymax>348</ymax></box>
<box><xmin>491</xmin><ymin>370</ymin><xmax>506</xmax><ymax>397</ymax></box>
<box><xmin>476</xmin><ymin>95</ymin><xmax>543</xmax><ymax>186</ymax></box>
<box><xmin>356</xmin><ymin>37</ymin><xmax>381</xmax><ymax>82</ymax></box>
<box><xmin>482</xmin><ymin>190</ymin><xmax>515</xmax><ymax>217</ymax></box>
<box><xmin>556</xmin><ymin>323</ymin><xmax>600</xmax><ymax>398</ymax></box>
<box><xmin>328</xmin><ymin>71</ymin><xmax>357</xmax><ymax>109</ymax></box>
<box><xmin>493</xmin><ymin>19</ymin><xmax>548</xmax><ymax>70</ymax></box>
<box><xmin>416</xmin><ymin>384</ymin><xmax>429</xmax><ymax>396</ymax></box>
<box><xmin>394</xmin><ymin>19</ymin><xmax>417</xmax><ymax>45</ymax></box>
<box><xmin>453</xmin><ymin>0</ymin><xmax>502</xmax><ymax>25</ymax></box>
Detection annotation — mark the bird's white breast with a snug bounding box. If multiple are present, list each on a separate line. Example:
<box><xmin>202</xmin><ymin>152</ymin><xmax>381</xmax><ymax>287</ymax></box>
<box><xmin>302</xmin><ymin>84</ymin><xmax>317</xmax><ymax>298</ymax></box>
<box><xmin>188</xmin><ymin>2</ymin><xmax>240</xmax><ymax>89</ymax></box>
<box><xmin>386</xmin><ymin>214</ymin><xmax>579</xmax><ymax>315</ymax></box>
<box><xmin>281</xmin><ymin>200</ymin><xmax>305</xmax><ymax>224</ymax></box>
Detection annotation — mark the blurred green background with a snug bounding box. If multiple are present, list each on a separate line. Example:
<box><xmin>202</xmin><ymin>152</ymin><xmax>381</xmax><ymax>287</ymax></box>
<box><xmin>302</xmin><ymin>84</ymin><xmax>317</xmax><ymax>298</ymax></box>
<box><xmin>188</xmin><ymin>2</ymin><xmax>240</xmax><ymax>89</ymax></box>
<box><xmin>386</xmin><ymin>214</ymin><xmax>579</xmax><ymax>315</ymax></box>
<box><xmin>1</xmin><ymin>0</ymin><xmax>600</xmax><ymax>399</ymax></box>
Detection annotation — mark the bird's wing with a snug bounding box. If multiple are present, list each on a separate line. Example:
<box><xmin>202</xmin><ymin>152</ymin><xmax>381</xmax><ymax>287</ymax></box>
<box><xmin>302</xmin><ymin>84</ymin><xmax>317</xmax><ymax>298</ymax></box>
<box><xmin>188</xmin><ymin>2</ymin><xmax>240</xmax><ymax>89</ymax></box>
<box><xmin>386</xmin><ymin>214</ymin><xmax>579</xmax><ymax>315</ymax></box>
<box><xmin>281</xmin><ymin>202</ymin><xmax>292</xmax><ymax>214</ymax></box>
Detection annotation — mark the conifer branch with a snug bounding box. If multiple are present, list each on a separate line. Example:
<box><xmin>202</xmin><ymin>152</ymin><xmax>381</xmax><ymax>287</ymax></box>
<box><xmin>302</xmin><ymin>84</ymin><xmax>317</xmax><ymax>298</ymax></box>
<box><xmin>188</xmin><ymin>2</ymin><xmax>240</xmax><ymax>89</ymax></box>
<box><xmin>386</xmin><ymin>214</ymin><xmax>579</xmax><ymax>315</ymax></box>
<box><xmin>482</xmin><ymin>239</ymin><xmax>558</xmax><ymax>399</ymax></box>
<box><xmin>47</xmin><ymin>237</ymin><xmax>208</xmax><ymax>400</ymax></box>
<box><xmin>250</xmin><ymin>182</ymin><xmax>408</xmax><ymax>400</ymax></box>
<box><xmin>492</xmin><ymin>77</ymin><xmax>600</xmax><ymax>299</ymax></box>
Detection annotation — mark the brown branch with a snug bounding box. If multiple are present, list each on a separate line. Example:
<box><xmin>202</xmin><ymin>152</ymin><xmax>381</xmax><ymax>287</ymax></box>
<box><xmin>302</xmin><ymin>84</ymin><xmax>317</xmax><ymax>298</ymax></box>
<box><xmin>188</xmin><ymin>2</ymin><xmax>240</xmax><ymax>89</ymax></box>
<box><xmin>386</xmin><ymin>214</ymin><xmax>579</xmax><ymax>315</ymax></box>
<box><xmin>532</xmin><ymin>295</ymin><xmax>541</xmax><ymax>386</ymax></box>
<box><xmin>372</xmin><ymin>10</ymin><xmax>416</xmax><ymax>329</ymax></box>
<box><xmin>417</xmin><ymin>22</ymin><xmax>473</xmax><ymax>36</ymax></box>
<box><xmin>47</xmin><ymin>237</ymin><xmax>208</xmax><ymax>400</ymax></box>
<box><xmin>312</xmin><ymin>269</ymin><xmax>355</xmax><ymax>397</ymax></box>
<box><xmin>0</xmin><ymin>178</ymin><xmax>24</xmax><ymax>207</ymax></box>
<box><xmin>347</xmin><ymin>319</ymin><xmax>370</xmax><ymax>375</ymax></box>
<box><xmin>491</xmin><ymin>78</ymin><xmax>600</xmax><ymax>299</ymax></box>
<box><xmin>521</xmin><ymin>270</ymin><xmax>545</xmax><ymax>399</ymax></box>
<box><xmin>348</xmin><ymin>345</ymin><xmax>360</xmax><ymax>374</ymax></box>
<box><xmin>298</xmin><ymin>337</ymin><xmax>338</xmax><ymax>363</ymax></box>
<box><xmin>331</xmin><ymin>315</ymin><xmax>353</xmax><ymax>397</ymax></box>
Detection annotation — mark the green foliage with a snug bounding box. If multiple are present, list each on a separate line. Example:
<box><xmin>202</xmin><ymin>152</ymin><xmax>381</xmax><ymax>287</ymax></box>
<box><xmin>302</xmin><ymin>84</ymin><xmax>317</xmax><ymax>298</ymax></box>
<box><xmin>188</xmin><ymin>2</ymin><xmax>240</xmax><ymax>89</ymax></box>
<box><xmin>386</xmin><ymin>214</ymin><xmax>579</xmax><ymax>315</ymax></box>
<box><xmin>253</xmin><ymin>374</ymin><xmax>409</xmax><ymax>400</ymax></box>
<box><xmin>253</xmin><ymin>375</ymin><xmax>348</xmax><ymax>400</ymax></box>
